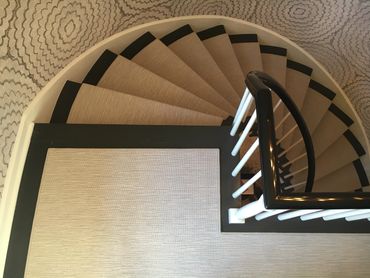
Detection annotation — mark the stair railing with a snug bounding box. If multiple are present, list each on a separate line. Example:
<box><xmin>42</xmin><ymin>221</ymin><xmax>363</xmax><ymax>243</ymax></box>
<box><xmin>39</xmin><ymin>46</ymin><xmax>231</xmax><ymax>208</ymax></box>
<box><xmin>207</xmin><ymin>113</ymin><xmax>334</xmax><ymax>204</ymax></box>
<box><xmin>228</xmin><ymin>71</ymin><xmax>370</xmax><ymax>224</ymax></box>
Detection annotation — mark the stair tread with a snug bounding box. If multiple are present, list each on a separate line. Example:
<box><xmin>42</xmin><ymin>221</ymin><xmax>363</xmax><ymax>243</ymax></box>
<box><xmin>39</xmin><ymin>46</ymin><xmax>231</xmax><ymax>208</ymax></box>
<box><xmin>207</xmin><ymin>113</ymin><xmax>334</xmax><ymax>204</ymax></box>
<box><xmin>121</xmin><ymin>32</ymin><xmax>235</xmax><ymax>115</ymax></box>
<box><xmin>83</xmin><ymin>50</ymin><xmax>227</xmax><ymax>118</ymax></box>
<box><xmin>197</xmin><ymin>25</ymin><xmax>246</xmax><ymax>97</ymax></box>
<box><xmin>54</xmin><ymin>81</ymin><xmax>223</xmax><ymax>125</ymax></box>
<box><xmin>311</xmin><ymin>104</ymin><xmax>353</xmax><ymax>157</ymax></box>
<box><xmin>161</xmin><ymin>24</ymin><xmax>241</xmax><ymax>108</ymax></box>
<box><xmin>289</xmin><ymin>130</ymin><xmax>365</xmax><ymax>184</ymax></box>
<box><xmin>260</xmin><ymin>45</ymin><xmax>287</xmax><ymax>87</ymax></box>
<box><xmin>260</xmin><ymin>44</ymin><xmax>287</xmax><ymax>139</ymax></box>
<box><xmin>279</xmin><ymin>60</ymin><xmax>312</xmax><ymax>148</ymax></box>
<box><xmin>285</xmin><ymin>79</ymin><xmax>336</xmax><ymax>161</ymax></box>
<box><xmin>312</xmin><ymin>161</ymin><xmax>369</xmax><ymax>192</ymax></box>
<box><xmin>229</xmin><ymin>34</ymin><xmax>263</xmax><ymax>77</ymax></box>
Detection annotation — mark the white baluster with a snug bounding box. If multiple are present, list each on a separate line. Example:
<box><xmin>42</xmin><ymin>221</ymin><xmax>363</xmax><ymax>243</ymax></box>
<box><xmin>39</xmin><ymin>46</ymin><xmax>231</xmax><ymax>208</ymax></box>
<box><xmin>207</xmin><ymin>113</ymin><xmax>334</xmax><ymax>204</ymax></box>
<box><xmin>233</xmin><ymin>88</ymin><xmax>250</xmax><ymax>125</ymax></box>
<box><xmin>277</xmin><ymin>124</ymin><xmax>297</xmax><ymax>144</ymax></box>
<box><xmin>231</xmin><ymin>139</ymin><xmax>259</xmax><ymax>177</ymax></box>
<box><xmin>283</xmin><ymin>166</ymin><xmax>308</xmax><ymax>179</ymax></box>
<box><xmin>275</xmin><ymin>112</ymin><xmax>291</xmax><ymax>131</ymax></box>
<box><xmin>273</xmin><ymin>99</ymin><xmax>282</xmax><ymax>112</ymax></box>
<box><xmin>231</xmin><ymin>110</ymin><xmax>257</xmax><ymax>156</ymax></box>
<box><xmin>283</xmin><ymin>180</ymin><xmax>306</xmax><ymax>191</ymax></box>
<box><xmin>230</xmin><ymin>93</ymin><xmax>253</xmax><ymax>136</ymax></box>
<box><xmin>281</xmin><ymin>153</ymin><xmax>306</xmax><ymax>168</ymax></box>
<box><xmin>323</xmin><ymin>209</ymin><xmax>370</xmax><ymax>221</ymax></box>
<box><xmin>235</xmin><ymin>195</ymin><xmax>265</xmax><ymax>220</ymax></box>
<box><xmin>278</xmin><ymin>138</ymin><xmax>303</xmax><ymax>158</ymax></box>
<box><xmin>232</xmin><ymin>170</ymin><xmax>262</xmax><ymax>199</ymax></box>
<box><xmin>278</xmin><ymin>209</ymin><xmax>321</xmax><ymax>221</ymax></box>
<box><xmin>345</xmin><ymin>212</ymin><xmax>370</xmax><ymax>221</ymax></box>
<box><xmin>300</xmin><ymin>209</ymin><xmax>352</xmax><ymax>221</ymax></box>
<box><xmin>255</xmin><ymin>209</ymin><xmax>288</xmax><ymax>221</ymax></box>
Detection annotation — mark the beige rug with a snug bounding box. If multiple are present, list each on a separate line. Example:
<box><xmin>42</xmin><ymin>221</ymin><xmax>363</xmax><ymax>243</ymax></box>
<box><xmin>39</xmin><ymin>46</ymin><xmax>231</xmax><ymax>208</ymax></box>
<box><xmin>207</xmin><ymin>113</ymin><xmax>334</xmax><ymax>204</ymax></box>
<box><xmin>22</xmin><ymin>148</ymin><xmax>370</xmax><ymax>277</ymax></box>
<box><xmin>1</xmin><ymin>0</ymin><xmax>369</xmax><ymax>202</ymax></box>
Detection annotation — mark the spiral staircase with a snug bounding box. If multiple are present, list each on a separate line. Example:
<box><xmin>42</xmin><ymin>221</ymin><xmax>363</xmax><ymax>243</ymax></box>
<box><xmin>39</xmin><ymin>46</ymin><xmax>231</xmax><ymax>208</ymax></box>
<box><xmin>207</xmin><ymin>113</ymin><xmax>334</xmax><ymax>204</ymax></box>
<box><xmin>1</xmin><ymin>16</ymin><xmax>370</xmax><ymax>277</ymax></box>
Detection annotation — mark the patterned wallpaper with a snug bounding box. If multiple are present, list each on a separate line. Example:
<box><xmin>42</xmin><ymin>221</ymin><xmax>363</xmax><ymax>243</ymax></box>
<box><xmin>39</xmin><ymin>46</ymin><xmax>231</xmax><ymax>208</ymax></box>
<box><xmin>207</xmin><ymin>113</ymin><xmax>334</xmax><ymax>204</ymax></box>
<box><xmin>0</xmin><ymin>0</ymin><xmax>369</xmax><ymax>199</ymax></box>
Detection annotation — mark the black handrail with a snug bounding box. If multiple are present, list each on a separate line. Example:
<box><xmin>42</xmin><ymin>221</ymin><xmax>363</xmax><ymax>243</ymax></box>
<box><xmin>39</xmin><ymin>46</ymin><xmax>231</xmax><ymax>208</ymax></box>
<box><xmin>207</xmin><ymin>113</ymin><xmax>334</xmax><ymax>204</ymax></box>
<box><xmin>242</xmin><ymin>71</ymin><xmax>370</xmax><ymax>209</ymax></box>
<box><xmin>245</xmin><ymin>71</ymin><xmax>315</xmax><ymax>206</ymax></box>
<box><xmin>249</xmin><ymin>71</ymin><xmax>316</xmax><ymax>192</ymax></box>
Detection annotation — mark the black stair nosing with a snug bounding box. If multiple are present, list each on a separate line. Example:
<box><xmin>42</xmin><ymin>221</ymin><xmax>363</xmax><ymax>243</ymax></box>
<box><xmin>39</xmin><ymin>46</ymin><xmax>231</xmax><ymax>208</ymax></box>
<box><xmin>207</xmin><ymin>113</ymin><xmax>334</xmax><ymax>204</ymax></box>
<box><xmin>343</xmin><ymin>130</ymin><xmax>366</xmax><ymax>157</ymax></box>
<box><xmin>221</xmin><ymin>116</ymin><xmax>234</xmax><ymax>126</ymax></box>
<box><xmin>259</xmin><ymin>45</ymin><xmax>287</xmax><ymax>56</ymax></box>
<box><xmin>160</xmin><ymin>24</ymin><xmax>194</xmax><ymax>46</ymax></box>
<box><xmin>222</xmin><ymin>116</ymin><xmax>255</xmax><ymax>133</ymax></box>
<box><xmin>353</xmin><ymin>159</ymin><xmax>370</xmax><ymax>187</ymax></box>
<box><xmin>197</xmin><ymin>25</ymin><xmax>226</xmax><ymax>41</ymax></box>
<box><xmin>280</xmin><ymin>175</ymin><xmax>293</xmax><ymax>187</ymax></box>
<box><xmin>83</xmin><ymin>49</ymin><xmax>118</xmax><ymax>85</ymax></box>
<box><xmin>280</xmin><ymin>166</ymin><xmax>292</xmax><ymax>178</ymax></box>
<box><xmin>308</xmin><ymin>79</ymin><xmax>336</xmax><ymax>100</ymax></box>
<box><xmin>277</xmin><ymin>143</ymin><xmax>289</xmax><ymax>164</ymax></box>
<box><xmin>50</xmin><ymin>81</ymin><xmax>81</xmax><ymax>123</ymax></box>
<box><xmin>328</xmin><ymin>103</ymin><xmax>354</xmax><ymax>127</ymax></box>
<box><xmin>278</xmin><ymin>155</ymin><xmax>289</xmax><ymax>165</ymax></box>
<box><xmin>121</xmin><ymin>32</ymin><xmax>156</xmax><ymax>60</ymax></box>
<box><xmin>241</xmin><ymin>194</ymin><xmax>257</xmax><ymax>203</ymax></box>
<box><xmin>282</xmin><ymin>186</ymin><xmax>295</xmax><ymax>193</ymax></box>
<box><xmin>229</xmin><ymin>34</ymin><xmax>258</xmax><ymax>44</ymax></box>
<box><xmin>276</xmin><ymin>143</ymin><xmax>285</xmax><ymax>154</ymax></box>
<box><xmin>287</xmin><ymin>59</ymin><xmax>313</xmax><ymax>76</ymax></box>
<box><xmin>240</xmin><ymin>173</ymin><xmax>258</xmax><ymax>180</ymax></box>
<box><xmin>276</xmin><ymin>144</ymin><xmax>294</xmax><ymax>189</ymax></box>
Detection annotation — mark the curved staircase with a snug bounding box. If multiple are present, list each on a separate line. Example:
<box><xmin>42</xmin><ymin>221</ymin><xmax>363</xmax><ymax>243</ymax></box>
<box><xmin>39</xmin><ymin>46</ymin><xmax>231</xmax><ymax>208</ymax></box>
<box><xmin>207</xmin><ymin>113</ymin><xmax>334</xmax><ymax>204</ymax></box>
<box><xmin>50</xmin><ymin>20</ymin><xmax>369</xmax><ymax>195</ymax></box>
<box><xmin>1</xmin><ymin>16</ymin><xmax>370</xmax><ymax>277</ymax></box>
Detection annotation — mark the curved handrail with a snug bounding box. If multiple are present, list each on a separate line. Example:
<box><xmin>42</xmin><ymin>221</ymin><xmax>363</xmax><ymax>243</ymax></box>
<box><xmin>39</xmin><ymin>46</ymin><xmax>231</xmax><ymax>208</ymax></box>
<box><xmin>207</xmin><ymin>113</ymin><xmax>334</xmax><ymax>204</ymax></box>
<box><xmin>245</xmin><ymin>71</ymin><xmax>315</xmax><ymax>193</ymax></box>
